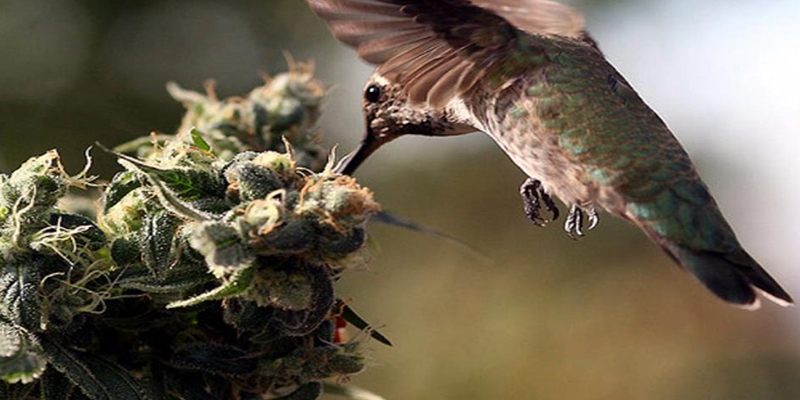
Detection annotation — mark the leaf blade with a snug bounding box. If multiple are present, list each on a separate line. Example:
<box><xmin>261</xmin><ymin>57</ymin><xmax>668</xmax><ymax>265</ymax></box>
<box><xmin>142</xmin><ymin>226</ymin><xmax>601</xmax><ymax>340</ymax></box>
<box><xmin>340</xmin><ymin>304</ymin><xmax>392</xmax><ymax>347</ymax></box>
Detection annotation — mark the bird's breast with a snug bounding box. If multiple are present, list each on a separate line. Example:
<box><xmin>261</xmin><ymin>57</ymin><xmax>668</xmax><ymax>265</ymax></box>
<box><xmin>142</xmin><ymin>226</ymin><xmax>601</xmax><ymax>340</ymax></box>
<box><xmin>471</xmin><ymin>92</ymin><xmax>595</xmax><ymax>206</ymax></box>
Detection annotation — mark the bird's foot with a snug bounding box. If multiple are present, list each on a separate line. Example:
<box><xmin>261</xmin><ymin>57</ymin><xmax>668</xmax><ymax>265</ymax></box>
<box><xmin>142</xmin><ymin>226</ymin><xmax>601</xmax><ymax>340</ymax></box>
<box><xmin>520</xmin><ymin>178</ymin><xmax>559</xmax><ymax>227</ymax></box>
<box><xmin>564</xmin><ymin>205</ymin><xmax>600</xmax><ymax>239</ymax></box>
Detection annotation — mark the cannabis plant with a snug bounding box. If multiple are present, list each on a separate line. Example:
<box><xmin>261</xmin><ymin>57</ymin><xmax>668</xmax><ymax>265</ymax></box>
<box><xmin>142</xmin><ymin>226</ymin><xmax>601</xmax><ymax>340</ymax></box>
<box><xmin>0</xmin><ymin>62</ymin><xmax>388</xmax><ymax>400</ymax></box>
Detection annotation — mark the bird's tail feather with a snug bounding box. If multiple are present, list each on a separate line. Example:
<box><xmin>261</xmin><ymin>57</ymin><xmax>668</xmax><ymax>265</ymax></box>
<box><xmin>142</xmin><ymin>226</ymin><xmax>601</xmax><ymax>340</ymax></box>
<box><xmin>666</xmin><ymin>244</ymin><xmax>793</xmax><ymax>309</ymax></box>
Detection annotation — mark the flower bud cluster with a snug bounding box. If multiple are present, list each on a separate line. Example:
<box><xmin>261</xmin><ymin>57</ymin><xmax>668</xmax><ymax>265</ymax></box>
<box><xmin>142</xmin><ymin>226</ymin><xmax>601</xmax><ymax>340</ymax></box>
<box><xmin>1</xmin><ymin>66</ymin><xmax>386</xmax><ymax>400</ymax></box>
<box><xmin>103</xmin><ymin>130</ymin><xmax>377</xmax><ymax>397</ymax></box>
<box><xmin>117</xmin><ymin>61</ymin><xmax>328</xmax><ymax>169</ymax></box>
<box><xmin>0</xmin><ymin>151</ymin><xmax>107</xmax><ymax>385</ymax></box>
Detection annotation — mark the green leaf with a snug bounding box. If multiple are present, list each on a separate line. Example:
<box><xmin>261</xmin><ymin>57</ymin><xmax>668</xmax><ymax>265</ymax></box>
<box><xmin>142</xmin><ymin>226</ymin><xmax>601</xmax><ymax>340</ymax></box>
<box><xmin>0</xmin><ymin>321</ymin><xmax>46</xmax><ymax>384</ymax></box>
<box><xmin>116</xmin><ymin>265</ymin><xmax>213</xmax><ymax>295</ymax></box>
<box><xmin>79</xmin><ymin>352</ymin><xmax>154</xmax><ymax>400</ymax></box>
<box><xmin>166</xmin><ymin>266</ymin><xmax>255</xmax><ymax>309</ymax></box>
<box><xmin>157</xmin><ymin>168</ymin><xmax>223</xmax><ymax>203</ymax></box>
<box><xmin>322</xmin><ymin>382</ymin><xmax>386</xmax><ymax>400</ymax></box>
<box><xmin>115</xmin><ymin>154</ymin><xmax>221</xmax><ymax>221</ymax></box>
<box><xmin>38</xmin><ymin>335</ymin><xmax>107</xmax><ymax>400</ymax></box>
<box><xmin>190</xmin><ymin>128</ymin><xmax>212</xmax><ymax>152</ymax></box>
<box><xmin>140</xmin><ymin>211</ymin><xmax>181</xmax><ymax>276</ymax></box>
<box><xmin>103</xmin><ymin>171</ymin><xmax>142</xmax><ymax>212</ymax></box>
<box><xmin>0</xmin><ymin>264</ymin><xmax>42</xmax><ymax>331</ymax></box>
<box><xmin>38</xmin><ymin>335</ymin><xmax>152</xmax><ymax>400</ymax></box>
<box><xmin>340</xmin><ymin>304</ymin><xmax>392</xmax><ymax>347</ymax></box>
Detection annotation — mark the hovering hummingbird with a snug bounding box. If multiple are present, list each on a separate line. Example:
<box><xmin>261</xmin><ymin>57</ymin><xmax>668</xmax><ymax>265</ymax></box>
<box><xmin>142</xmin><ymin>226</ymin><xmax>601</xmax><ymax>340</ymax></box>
<box><xmin>307</xmin><ymin>0</ymin><xmax>793</xmax><ymax>308</ymax></box>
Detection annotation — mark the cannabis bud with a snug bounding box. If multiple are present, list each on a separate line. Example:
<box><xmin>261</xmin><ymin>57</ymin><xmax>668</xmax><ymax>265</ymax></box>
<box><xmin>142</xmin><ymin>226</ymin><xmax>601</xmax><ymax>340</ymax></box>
<box><xmin>1</xmin><ymin>64</ymin><xmax>388</xmax><ymax>400</ymax></box>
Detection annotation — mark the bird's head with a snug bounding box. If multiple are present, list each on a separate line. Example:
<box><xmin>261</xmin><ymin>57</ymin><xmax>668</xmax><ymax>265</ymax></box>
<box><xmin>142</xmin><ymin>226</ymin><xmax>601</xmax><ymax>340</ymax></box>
<box><xmin>340</xmin><ymin>72</ymin><xmax>474</xmax><ymax>175</ymax></box>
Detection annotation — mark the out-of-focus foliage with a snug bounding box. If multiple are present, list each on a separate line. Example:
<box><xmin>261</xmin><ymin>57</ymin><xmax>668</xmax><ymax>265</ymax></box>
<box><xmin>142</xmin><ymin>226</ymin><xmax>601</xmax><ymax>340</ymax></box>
<box><xmin>0</xmin><ymin>66</ymin><xmax>385</xmax><ymax>400</ymax></box>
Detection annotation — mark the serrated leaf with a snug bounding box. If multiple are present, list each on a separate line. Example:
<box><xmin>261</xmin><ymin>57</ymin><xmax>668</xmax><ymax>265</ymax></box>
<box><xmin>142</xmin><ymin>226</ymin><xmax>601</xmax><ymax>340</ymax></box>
<box><xmin>170</xmin><ymin>343</ymin><xmax>256</xmax><ymax>376</ymax></box>
<box><xmin>322</xmin><ymin>382</ymin><xmax>385</xmax><ymax>400</ymax></box>
<box><xmin>116</xmin><ymin>265</ymin><xmax>213</xmax><ymax>295</ymax></box>
<box><xmin>79</xmin><ymin>352</ymin><xmax>153</xmax><ymax>400</ymax></box>
<box><xmin>0</xmin><ymin>264</ymin><xmax>42</xmax><ymax>331</ymax></box>
<box><xmin>115</xmin><ymin>155</ymin><xmax>218</xmax><ymax>221</ymax></box>
<box><xmin>157</xmin><ymin>168</ymin><xmax>223</xmax><ymax>203</ymax></box>
<box><xmin>140</xmin><ymin>211</ymin><xmax>181</xmax><ymax>276</ymax></box>
<box><xmin>190</xmin><ymin>128</ymin><xmax>212</xmax><ymax>152</ymax></box>
<box><xmin>39</xmin><ymin>335</ymin><xmax>152</xmax><ymax>400</ymax></box>
<box><xmin>166</xmin><ymin>266</ymin><xmax>254</xmax><ymax>309</ymax></box>
<box><xmin>38</xmin><ymin>335</ymin><xmax>108</xmax><ymax>400</ymax></box>
<box><xmin>339</xmin><ymin>304</ymin><xmax>392</xmax><ymax>347</ymax></box>
<box><xmin>0</xmin><ymin>321</ymin><xmax>46</xmax><ymax>384</ymax></box>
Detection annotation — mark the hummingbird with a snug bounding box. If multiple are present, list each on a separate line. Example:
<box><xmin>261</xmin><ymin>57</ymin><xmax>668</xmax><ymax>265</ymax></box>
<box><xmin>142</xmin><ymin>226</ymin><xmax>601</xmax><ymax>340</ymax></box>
<box><xmin>307</xmin><ymin>0</ymin><xmax>793</xmax><ymax>309</ymax></box>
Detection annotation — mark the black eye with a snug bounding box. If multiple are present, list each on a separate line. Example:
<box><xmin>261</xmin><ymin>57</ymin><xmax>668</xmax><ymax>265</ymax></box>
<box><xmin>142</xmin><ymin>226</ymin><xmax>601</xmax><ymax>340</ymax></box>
<box><xmin>365</xmin><ymin>84</ymin><xmax>381</xmax><ymax>103</ymax></box>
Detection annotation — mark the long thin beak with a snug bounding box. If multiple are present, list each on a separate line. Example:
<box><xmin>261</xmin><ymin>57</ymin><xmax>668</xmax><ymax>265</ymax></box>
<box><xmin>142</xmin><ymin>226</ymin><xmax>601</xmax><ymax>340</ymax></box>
<box><xmin>340</xmin><ymin>126</ymin><xmax>388</xmax><ymax>176</ymax></box>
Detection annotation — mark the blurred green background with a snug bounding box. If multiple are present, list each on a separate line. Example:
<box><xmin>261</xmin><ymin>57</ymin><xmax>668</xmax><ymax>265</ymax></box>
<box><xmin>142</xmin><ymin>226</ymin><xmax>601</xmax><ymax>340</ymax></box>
<box><xmin>2</xmin><ymin>0</ymin><xmax>800</xmax><ymax>399</ymax></box>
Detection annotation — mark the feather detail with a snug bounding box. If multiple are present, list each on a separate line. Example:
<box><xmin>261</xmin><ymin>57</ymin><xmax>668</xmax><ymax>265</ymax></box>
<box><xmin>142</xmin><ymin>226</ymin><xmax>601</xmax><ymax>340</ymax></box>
<box><xmin>308</xmin><ymin>0</ymin><xmax>581</xmax><ymax>107</ymax></box>
<box><xmin>472</xmin><ymin>0</ymin><xmax>585</xmax><ymax>38</ymax></box>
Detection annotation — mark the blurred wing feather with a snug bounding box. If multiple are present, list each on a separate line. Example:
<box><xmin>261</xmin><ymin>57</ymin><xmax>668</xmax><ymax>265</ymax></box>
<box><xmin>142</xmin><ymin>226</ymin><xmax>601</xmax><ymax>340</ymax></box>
<box><xmin>472</xmin><ymin>0</ymin><xmax>585</xmax><ymax>38</ymax></box>
<box><xmin>308</xmin><ymin>0</ymin><xmax>588</xmax><ymax>107</ymax></box>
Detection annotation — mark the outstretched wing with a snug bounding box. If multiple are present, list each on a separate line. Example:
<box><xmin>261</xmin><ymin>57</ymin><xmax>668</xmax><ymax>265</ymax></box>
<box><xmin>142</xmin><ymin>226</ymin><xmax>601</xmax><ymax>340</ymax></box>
<box><xmin>307</xmin><ymin>0</ymin><xmax>591</xmax><ymax>107</ymax></box>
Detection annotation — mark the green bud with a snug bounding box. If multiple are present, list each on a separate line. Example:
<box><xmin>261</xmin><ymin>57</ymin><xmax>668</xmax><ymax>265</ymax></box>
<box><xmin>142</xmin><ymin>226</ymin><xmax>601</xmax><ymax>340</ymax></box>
<box><xmin>316</xmin><ymin>226</ymin><xmax>366</xmax><ymax>257</ymax></box>
<box><xmin>240</xmin><ymin>198</ymin><xmax>282</xmax><ymax>236</ymax></box>
<box><xmin>327</xmin><ymin>353</ymin><xmax>365</xmax><ymax>375</ymax></box>
<box><xmin>222</xmin><ymin>298</ymin><xmax>275</xmax><ymax>331</ymax></box>
<box><xmin>252</xmin><ymin>151</ymin><xmax>295</xmax><ymax>177</ymax></box>
<box><xmin>246</xmin><ymin>266</ymin><xmax>313</xmax><ymax>310</ymax></box>
<box><xmin>251</xmin><ymin>219</ymin><xmax>316</xmax><ymax>256</ymax></box>
<box><xmin>297</xmin><ymin>177</ymin><xmax>379</xmax><ymax>233</ymax></box>
<box><xmin>100</xmin><ymin>187</ymin><xmax>149</xmax><ymax>235</ymax></box>
<box><xmin>189</xmin><ymin>221</ymin><xmax>253</xmax><ymax>278</ymax></box>
<box><xmin>110</xmin><ymin>235</ymin><xmax>141</xmax><ymax>267</ymax></box>
<box><xmin>0</xmin><ymin>151</ymin><xmax>68</xmax><ymax>230</ymax></box>
<box><xmin>224</xmin><ymin>162</ymin><xmax>284</xmax><ymax>202</ymax></box>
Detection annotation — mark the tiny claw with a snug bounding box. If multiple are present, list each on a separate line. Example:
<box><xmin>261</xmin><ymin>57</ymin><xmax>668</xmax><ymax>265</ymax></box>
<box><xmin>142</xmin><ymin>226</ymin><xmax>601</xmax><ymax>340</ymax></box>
<box><xmin>541</xmin><ymin>190</ymin><xmax>560</xmax><ymax>221</ymax></box>
<box><xmin>587</xmin><ymin>208</ymin><xmax>600</xmax><ymax>231</ymax></box>
<box><xmin>520</xmin><ymin>178</ymin><xmax>557</xmax><ymax>227</ymax></box>
<box><xmin>565</xmin><ymin>204</ymin><xmax>586</xmax><ymax>240</ymax></box>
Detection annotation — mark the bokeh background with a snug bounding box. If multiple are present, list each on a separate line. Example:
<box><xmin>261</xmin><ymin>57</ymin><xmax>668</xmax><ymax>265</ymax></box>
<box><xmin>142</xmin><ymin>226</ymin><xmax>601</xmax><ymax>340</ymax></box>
<box><xmin>2</xmin><ymin>0</ymin><xmax>800</xmax><ymax>398</ymax></box>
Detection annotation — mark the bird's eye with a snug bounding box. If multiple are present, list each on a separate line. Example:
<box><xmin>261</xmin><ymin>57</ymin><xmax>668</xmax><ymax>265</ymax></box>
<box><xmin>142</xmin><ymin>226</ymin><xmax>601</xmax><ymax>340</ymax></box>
<box><xmin>365</xmin><ymin>84</ymin><xmax>381</xmax><ymax>103</ymax></box>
